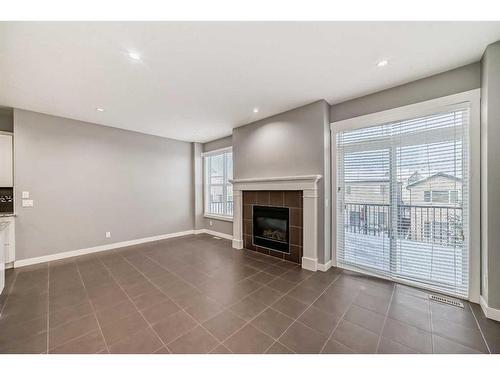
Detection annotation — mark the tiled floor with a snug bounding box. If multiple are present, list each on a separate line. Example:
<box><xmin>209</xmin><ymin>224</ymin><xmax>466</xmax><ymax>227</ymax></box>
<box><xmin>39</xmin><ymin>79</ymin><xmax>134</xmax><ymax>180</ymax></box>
<box><xmin>0</xmin><ymin>234</ymin><xmax>498</xmax><ymax>354</ymax></box>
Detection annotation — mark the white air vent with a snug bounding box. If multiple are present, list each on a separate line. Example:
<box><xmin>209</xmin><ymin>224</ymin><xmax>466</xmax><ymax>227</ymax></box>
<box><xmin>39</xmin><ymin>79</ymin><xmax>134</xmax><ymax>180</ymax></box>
<box><xmin>429</xmin><ymin>294</ymin><xmax>464</xmax><ymax>308</ymax></box>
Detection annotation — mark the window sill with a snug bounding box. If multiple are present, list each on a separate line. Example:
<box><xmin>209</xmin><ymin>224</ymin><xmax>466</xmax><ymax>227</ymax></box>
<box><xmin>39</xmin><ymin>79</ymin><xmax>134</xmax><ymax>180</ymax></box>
<box><xmin>204</xmin><ymin>214</ymin><xmax>234</xmax><ymax>222</ymax></box>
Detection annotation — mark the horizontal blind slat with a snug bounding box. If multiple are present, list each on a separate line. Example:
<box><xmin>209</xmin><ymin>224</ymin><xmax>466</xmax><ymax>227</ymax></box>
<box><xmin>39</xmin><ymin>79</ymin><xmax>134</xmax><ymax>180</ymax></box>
<box><xmin>337</xmin><ymin>108</ymin><xmax>469</xmax><ymax>297</ymax></box>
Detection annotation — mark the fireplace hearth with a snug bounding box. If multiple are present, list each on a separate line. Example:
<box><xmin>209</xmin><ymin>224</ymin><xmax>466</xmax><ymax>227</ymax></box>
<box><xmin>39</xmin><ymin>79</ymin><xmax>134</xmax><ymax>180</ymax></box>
<box><xmin>253</xmin><ymin>205</ymin><xmax>289</xmax><ymax>253</ymax></box>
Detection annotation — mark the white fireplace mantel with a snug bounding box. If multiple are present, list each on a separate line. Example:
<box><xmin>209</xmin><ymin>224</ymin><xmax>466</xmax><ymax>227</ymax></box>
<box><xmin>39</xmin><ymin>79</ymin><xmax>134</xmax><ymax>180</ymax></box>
<box><xmin>230</xmin><ymin>174</ymin><xmax>322</xmax><ymax>271</ymax></box>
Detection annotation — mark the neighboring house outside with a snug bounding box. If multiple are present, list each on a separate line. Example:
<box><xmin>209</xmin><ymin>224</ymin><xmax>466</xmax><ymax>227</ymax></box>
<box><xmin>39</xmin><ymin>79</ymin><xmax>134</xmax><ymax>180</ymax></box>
<box><xmin>343</xmin><ymin>179</ymin><xmax>393</xmax><ymax>235</ymax></box>
<box><xmin>403</xmin><ymin>172</ymin><xmax>462</xmax><ymax>244</ymax></box>
<box><xmin>344</xmin><ymin>172</ymin><xmax>463</xmax><ymax>245</ymax></box>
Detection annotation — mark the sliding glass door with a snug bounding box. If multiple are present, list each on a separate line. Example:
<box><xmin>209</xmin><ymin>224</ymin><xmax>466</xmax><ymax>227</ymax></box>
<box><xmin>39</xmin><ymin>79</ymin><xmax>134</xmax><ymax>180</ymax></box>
<box><xmin>336</xmin><ymin>106</ymin><xmax>470</xmax><ymax>297</ymax></box>
<box><xmin>337</xmin><ymin>145</ymin><xmax>392</xmax><ymax>274</ymax></box>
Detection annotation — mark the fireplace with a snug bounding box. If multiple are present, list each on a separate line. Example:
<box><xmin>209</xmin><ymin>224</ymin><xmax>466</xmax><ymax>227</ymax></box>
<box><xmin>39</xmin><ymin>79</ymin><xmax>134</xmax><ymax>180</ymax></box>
<box><xmin>232</xmin><ymin>175</ymin><xmax>322</xmax><ymax>269</ymax></box>
<box><xmin>241</xmin><ymin>190</ymin><xmax>303</xmax><ymax>263</ymax></box>
<box><xmin>253</xmin><ymin>205</ymin><xmax>289</xmax><ymax>253</ymax></box>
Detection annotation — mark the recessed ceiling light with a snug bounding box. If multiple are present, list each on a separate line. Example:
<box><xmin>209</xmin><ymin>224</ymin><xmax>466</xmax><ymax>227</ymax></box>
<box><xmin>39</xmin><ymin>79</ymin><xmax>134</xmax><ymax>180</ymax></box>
<box><xmin>96</xmin><ymin>107</ymin><xmax>104</xmax><ymax>112</ymax></box>
<box><xmin>377</xmin><ymin>59</ymin><xmax>389</xmax><ymax>67</ymax></box>
<box><xmin>128</xmin><ymin>51</ymin><xmax>141</xmax><ymax>61</ymax></box>
<box><xmin>253</xmin><ymin>108</ymin><xmax>259</xmax><ymax>113</ymax></box>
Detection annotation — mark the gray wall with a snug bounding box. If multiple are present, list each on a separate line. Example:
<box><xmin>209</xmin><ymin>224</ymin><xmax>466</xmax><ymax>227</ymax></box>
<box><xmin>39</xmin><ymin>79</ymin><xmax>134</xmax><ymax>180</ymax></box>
<box><xmin>233</xmin><ymin>100</ymin><xmax>331</xmax><ymax>264</ymax></box>
<box><xmin>205</xmin><ymin>218</ymin><xmax>233</xmax><ymax>236</ymax></box>
<box><xmin>330</xmin><ymin>62</ymin><xmax>481</xmax><ymax>122</ymax></box>
<box><xmin>203</xmin><ymin>136</ymin><xmax>232</xmax><ymax>152</ymax></box>
<box><xmin>202</xmin><ymin>135</ymin><xmax>234</xmax><ymax>236</ymax></box>
<box><xmin>13</xmin><ymin>109</ymin><xmax>194</xmax><ymax>261</ymax></box>
<box><xmin>481</xmin><ymin>42</ymin><xmax>500</xmax><ymax>309</ymax></box>
<box><xmin>0</xmin><ymin>108</ymin><xmax>13</xmax><ymax>132</ymax></box>
<box><xmin>192</xmin><ymin>142</ymin><xmax>204</xmax><ymax>231</ymax></box>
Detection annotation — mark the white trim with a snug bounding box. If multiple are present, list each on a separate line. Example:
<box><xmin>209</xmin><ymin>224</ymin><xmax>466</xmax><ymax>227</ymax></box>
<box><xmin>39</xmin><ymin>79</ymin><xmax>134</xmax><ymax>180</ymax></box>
<box><xmin>14</xmin><ymin>230</ymin><xmax>195</xmax><ymax>268</ymax></box>
<box><xmin>203</xmin><ymin>146</ymin><xmax>233</xmax><ymax>218</ymax></box>
<box><xmin>232</xmin><ymin>238</ymin><xmax>243</xmax><ymax>249</ymax></box>
<box><xmin>301</xmin><ymin>256</ymin><xmax>318</xmax><ymax>272</ymax></box>
<box><xmin>230</xmin><ymin>175</ymin><xmax>322</xmax><ymax>184</ymax></box>
<box><xmin>317</xmin><ymin>260</ymin><xmax>332</xmax><ymax>272</ymax></box>
<box><xmin>230</xmin><ymin>175</ymin><xmax>322</xmax><ymax>194</ymax></box>
<box><xmin>203</xmin><ymin>229</ymin><xmax>233</xmax><ymax>240</ymax></box>
<box><xmin>203</xmin><ymin>213</ymin><xmax>233</xmax><ymax>222</ymax></box>
<box><xmin>231</xmin><ymin>175</ymin><xmax>322</xmax><ymax>272</ymax></box>
<box><xmin>14</xmin><ymin>229</ymin><xmax>235</xmax><ymax>268</ymax></box>
<box><xmin>330</xmin><ymin>89</ymin><xmax>481</xmax><ymax>302</ymax></box>
<box><xmin>330</xmin><ymin>89</ymin><xmax>480</xmax><ymax>131</ymax></box>
<box><xmin>468</xmin><ymin>89</ymin><xmax>481</xmax><ymax>303</ymax></box>
<box><xmin>194</xmin><ymin>228</ymin><xmax>233</xmax><ymax>240</ymax></box>
<box><xmin>201</xmin><ymin>146</ymin><xmax>232</xmax><ymax>158</ymax></box>
<box><xmin>480</xmin><ymin>296</ymin><xmax>500</xmax><ymax>322</ymax></box>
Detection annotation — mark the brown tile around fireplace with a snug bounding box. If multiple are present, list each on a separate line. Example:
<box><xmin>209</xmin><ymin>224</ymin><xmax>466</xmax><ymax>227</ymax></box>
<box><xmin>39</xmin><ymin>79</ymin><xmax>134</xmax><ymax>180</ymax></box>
<box><xmin>242</xmin><ymin>190</ymin><xmax>303</xmax><ymax>264</ymax></box>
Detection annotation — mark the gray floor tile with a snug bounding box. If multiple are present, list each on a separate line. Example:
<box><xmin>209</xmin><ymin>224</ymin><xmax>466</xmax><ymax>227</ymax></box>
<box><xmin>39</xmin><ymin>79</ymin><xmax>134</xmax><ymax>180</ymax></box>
<box><xmin>0</xmin><ymin>235</ymin><xmax>492</xmax><ymax>355</ymax></box>
<box><xmin>224</xmin><ymin>324</ymin><xmax>274</xmax><ymax>353</ymax></box>
<box><xmin>279</xmin><ymin>321</ymin><xmax>328</xmax><ymax>354</ymax></box>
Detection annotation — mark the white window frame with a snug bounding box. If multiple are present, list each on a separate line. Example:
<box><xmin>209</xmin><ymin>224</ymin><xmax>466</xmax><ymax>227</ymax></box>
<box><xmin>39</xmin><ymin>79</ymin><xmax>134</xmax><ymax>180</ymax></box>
<box><xmin>330</xmin><ymin>89</ymin><xmax>480</xmax><ymax>303</ymax></box>
<box><xmin>202</xmin><ymin>146</ymin><xmax>233</xmax><ymax>222</ymax></box>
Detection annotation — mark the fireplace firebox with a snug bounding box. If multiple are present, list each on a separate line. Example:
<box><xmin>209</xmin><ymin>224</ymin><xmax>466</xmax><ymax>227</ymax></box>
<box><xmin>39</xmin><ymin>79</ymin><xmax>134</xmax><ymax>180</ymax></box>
<box><xmin>252</xmin><ymin>205</ymin><xmax>290</xmax><ymax>253</ymax></box>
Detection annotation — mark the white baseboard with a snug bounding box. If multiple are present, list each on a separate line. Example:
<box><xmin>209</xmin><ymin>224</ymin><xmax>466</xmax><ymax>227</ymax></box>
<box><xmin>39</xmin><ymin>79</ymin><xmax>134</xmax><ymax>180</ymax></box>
<box><xmin>301</xmin><ymin>256</ymin><xmax>318</xmax><ymax>272</ymax></box>
<box><xmin>14</xmin><ymin>230</ymin><xmax>195</xmax><ymax>268</ymax></box>
<box><xmin>195</xmin><ymin>228</ymin><xmax>233</xmax><ymax>241</ymax></box>
<box><xmin>232</xmin><ymin>239</ymin><xmax>243</xmax><ymax>249</ymax></box>
<box><xmin>480</xmin><ymin>295</ymin><xmax>500</xmax><ymax>322</ymax></box>
<box><xmin>317</xmin><ymin>260</ymin><xmax>332</xmax><ymax>272</ymax></box>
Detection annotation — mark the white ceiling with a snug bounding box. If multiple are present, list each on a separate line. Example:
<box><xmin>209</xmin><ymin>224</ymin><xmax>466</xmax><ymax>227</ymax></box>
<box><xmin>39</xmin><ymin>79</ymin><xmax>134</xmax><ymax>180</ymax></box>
<box><xmin>1</xmin><ymin>22</ymin><xmax>500</xmax><ymax>142</ymax></box>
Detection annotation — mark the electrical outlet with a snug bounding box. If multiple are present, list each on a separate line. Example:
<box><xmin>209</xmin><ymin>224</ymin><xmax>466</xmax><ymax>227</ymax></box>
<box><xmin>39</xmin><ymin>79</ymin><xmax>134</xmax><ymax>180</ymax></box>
<box><xmin>22</xmin><ymin>199</ymin><xmax>33</xmax><ymax>207</ymax></box>
<box><xmin>209</xmin><ymin>220</ymin><xmax>213</xmax><ymax>227</ymax></box>
<box><xmin>105</xmin><ymin>232</ymin><xmax>111</xmax><ymax>238</ymax></box>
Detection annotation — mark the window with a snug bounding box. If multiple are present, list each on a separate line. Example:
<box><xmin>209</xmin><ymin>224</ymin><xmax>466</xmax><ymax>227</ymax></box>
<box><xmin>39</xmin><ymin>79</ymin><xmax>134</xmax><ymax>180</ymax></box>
<box><xmin>424</xmin><ymin>190</ymin><xmax>460</xmax><ymax>204</ymax></box>
<box><xmin>431</xmin><ymin>190</ymin><xmax>449</xmax><ymax>203</ymax></box>
<box><xmin>336</xmin><ymin>101</ymin><xmax>471</xmax><ymax>297</ymax></box>
<box><xmin>203</xmin><ymin>147</ymin><xmax>233</xmax><ymax>218</ymax></box>
<box><xmin>424</xmin><ymin>191</ymin><xmax>431</xmax><ymax>202</ymax></box>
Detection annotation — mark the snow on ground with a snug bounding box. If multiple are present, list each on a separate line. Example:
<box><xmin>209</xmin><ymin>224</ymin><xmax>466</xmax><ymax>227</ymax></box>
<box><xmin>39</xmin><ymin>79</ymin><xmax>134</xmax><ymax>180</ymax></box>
<box><xmin>342</xmin><ymin>232</ymin><xmax>466</xmax><ymax>290</ymax></box>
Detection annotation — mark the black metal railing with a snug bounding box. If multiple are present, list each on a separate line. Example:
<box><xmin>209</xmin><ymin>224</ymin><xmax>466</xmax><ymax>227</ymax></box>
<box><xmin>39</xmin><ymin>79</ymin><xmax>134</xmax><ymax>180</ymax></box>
<box><xmin>344</xmin><ymin>202</ymin><xmax>463</xmax><ymax>246</ymax></box>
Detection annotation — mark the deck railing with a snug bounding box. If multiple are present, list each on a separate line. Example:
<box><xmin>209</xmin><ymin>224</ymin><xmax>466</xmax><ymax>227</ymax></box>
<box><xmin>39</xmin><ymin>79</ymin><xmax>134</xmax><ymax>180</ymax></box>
<box><xmin>208</xmin><ymin>201</ymin><xmax>233</xmax><ymax>216</ymax></box>
<box><xmin>344</xmin><ymin>202</ymin><xmax>463</xmax><ymax>246</ymax></box>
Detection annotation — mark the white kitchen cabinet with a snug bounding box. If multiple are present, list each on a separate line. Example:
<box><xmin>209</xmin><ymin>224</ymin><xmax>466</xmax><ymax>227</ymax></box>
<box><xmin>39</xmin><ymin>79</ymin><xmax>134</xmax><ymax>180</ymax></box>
<box><xmin>0</xmin><ymin>222</ymin><xmax>6</xmax><ymax>294</ymax></box>
<box><xmin>0</xmin><ymin>133</ymin><xmax>13</xmax><ymax>187</ymax></box>
<box><xmin>1</xmin><ymin>217</ymin><xmax>15</xmax><ymax>263</ymax></box>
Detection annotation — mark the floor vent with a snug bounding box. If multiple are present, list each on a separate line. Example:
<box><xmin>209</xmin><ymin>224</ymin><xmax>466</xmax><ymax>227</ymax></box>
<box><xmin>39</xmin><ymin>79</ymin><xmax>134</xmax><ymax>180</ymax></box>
<box><xmin>429</xmin><ymin>294</ymin><xmax>464</xmax><ymax>308</ymax></box>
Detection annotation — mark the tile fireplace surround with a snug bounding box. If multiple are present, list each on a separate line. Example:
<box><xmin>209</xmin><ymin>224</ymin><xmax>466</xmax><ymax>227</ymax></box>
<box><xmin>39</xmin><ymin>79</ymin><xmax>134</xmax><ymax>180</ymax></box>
<box><xmin>231</xmin><ymin>175</ymin><xmax>322</xmax><ymax>271</ymax></box>
<box><xmin>242</xmin><ymin>190</ymin><xmax>303</xmax><ymax>263</ymax></box>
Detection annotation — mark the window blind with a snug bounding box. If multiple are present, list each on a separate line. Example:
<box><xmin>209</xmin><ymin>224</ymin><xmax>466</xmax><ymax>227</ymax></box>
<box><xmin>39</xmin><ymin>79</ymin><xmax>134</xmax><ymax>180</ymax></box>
<box><xmin>336</xmin><ymin>106</ymin><xmax>470</xmax><ymax>298</ymax></box>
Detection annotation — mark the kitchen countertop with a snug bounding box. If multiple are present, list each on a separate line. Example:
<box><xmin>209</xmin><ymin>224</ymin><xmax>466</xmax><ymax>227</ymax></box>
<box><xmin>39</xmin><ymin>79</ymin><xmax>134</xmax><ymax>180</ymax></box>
<box><xmin>0</xmin><ymin>213</ymin><xmax>15</xmax><ymax>217</ymax></box>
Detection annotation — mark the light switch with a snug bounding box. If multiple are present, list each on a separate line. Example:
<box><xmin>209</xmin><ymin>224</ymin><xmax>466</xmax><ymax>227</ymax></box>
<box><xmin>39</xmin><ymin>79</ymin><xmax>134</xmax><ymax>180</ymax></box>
<box><xmin>22</xmin><ymin>199</ymin><xmax>33</xmax><ymax>207</ymax></box>
<box><xmin>22</xmin><ymin>191</ymin><xmax>30</xmax><ymax>199</ymax></box>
